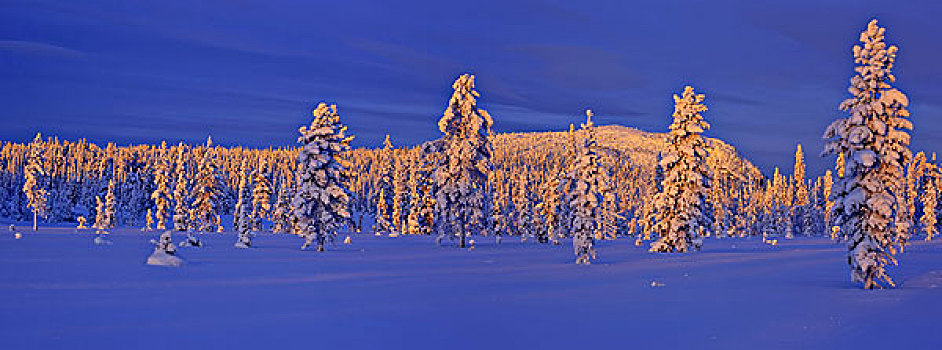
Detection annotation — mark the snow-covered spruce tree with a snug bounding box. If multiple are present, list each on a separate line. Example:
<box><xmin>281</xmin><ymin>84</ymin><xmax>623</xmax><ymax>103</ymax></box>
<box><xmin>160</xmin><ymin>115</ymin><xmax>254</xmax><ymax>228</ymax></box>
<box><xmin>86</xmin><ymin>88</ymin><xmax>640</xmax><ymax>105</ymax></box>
<box><xmin>187</xmin><ymin>208</ymin><xmax>199</xmax><ymax>232</ymax></box>
<box><xmin>433</xmin><ymin>74</ymin><xmax>493</xmax><ymax>248</ymax></box>
<box><xmin>172</xmin><ymin>145</ymin><xmax>190</xmax><ymax>232</ymax></box>
<box><xmin>23</xmin><ymin>133</ymin><xmax>48</xmax><ymax>231</ymax></box>
<box><xmin>793</xmin><ymin>144</ymin><xmax>811</xmax><ymax>235</ymax></box>
<box><xmin>373</xmin><ymin>188</ymin><xmax>392</xmax><ymax>234</ymax></box>
<box><xmin>638</xmin><ymin>152</ymin><xmax>665</xmax><ymax>242</ymax></box>
<box><xmin>539</xmin><ymin>172</ymin><xmax>562</xmax><ymax>245</ymax></box>
<box><xmin>93</xmin><ymin>179</ymin><xmax>117</xmax><ymax>244</ymax></box>
<box><xmin>191</xmin><ymin>138</ymin><xmax>224</xmax><ymax>232</ymax></box>
<box><xmin>292</xmin><ymin>103</ymin><xmax>354</xmax><ymax>251</ymax></box>
<box><xmin>598</xmin><ymin>168</ymin><xmax>618</xmax><ymax>240</ymax></box>
<box><xmin>710</xmin><ymin>171</ymin><xmax>727</xmax><ymax>238</ymax></box>
<box><xmin>147</xmin><ymin>231</ymin><xmax>183</xmax><ymax>267</ymax></box>
<box><xmin>512</xmin><ymin>173</ymin><xmax>535</xmax><ymax>241</ymax></box>
<box><xmin>418</xmin><ymin>179</ymin><xmax>436</xmax><ymax>235</ymax></box>
<box><xmin>554</xmin><ymin>124</ymin><xmax>579</xmax><ymax>241</ymax></box>
<box><xmin>251</xmin><ymin>161</ymin><xmax>273</xmax><ymax>231</ymax></box>
<box><xmin>823</xmin><ymin>170</ymin><xmax>835</xmax><ymax>228</ymax></box>
<box><xmin>391</xmin><ymin>158</ymin><xmax>410</xmax><ymax>234</ymax></box>
<box><xmin>233</xmin><ymin>162</ymin><xmax>250</xmax><ymax>231</ymax></box>
<box><xmin>272</xmin><ymin>181</ymin><xmax>293</xmax><ymax>234</ymax></box>
<box><xmin>649</xmin><ymin>86</ymin><xmax>713</xmax><ymax>253</ymax></box>
<box><xmin>150</xmin><ymin>146</ymin><xmax>173</xmax><ymax>230</ymax></box>
<box><xmin>235</xmin><ymin>181</ymin><xmax>253</xmax><ymax>248</ymax></box>
<box><xmin>897</xmin><ymin>152</ymin><xmax>926</xmax><ymax>244</ymax></box>
<box><xmin>373</xmin><ymin>135</ymin><xmax>395</xmax><ymax>234</ymax></box>
<box><xmin>794</xmin><ymin>145</ymin><xmax>809</xmax><ymax>208</ymax></box>
<box><xmin>822</xmin><ymin>19</ymin><xmax>913</xmax><ymax>289</ymax></box>
<box><xmin>93</xmin><ymin>196</ymin><xmax>106</xmax><ymax>231</ymax></box>
<box><xmin>561</xmin><ymin>111</ymin><xmax>603</xmax><ymax>264</ymax></box>
<box><xmin>921</xmin><ymin>179</ymin><xmax>937</xmax><ymax>241</ymax></box>
<box><xmin>405</xmin><ymin>165</ymin><xmax>432</xmax><ymax>235</ymax></box>
<box><xmin>406</xmin><ymin>192</ymin><xmax>424</xmax><ymax>235</ymax></box>
<box><xmin>776</xmin><ymin>169</ymin><xmax>796</xmax><ymax>239</ymax></box>
<box><xmin>488</xmin><ymin>172</ymin><xmax>508</xmax><ymax>242</ymax></box>
<box><xmin>144</xmin><ymin>209</ymin><xmax>154</xmax><ymax>231</ymax></box>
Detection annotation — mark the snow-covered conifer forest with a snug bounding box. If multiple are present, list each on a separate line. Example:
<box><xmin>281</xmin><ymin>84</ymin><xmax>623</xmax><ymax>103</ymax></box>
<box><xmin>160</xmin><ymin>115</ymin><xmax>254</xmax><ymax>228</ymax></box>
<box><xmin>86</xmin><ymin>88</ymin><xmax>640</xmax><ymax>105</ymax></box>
<box><xmin>2</xmin><ymin>18</ymin><xmax>940</xmax><ymax>349</ymax></box>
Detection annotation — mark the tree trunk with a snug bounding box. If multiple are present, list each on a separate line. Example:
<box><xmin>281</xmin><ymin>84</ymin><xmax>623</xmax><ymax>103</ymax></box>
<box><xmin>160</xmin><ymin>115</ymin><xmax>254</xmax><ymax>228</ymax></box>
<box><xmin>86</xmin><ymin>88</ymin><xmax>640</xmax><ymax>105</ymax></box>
<box><xmin>33</xmin><ymin>212</ymin><xmax>38</xmax><ymax>231</ymax></box>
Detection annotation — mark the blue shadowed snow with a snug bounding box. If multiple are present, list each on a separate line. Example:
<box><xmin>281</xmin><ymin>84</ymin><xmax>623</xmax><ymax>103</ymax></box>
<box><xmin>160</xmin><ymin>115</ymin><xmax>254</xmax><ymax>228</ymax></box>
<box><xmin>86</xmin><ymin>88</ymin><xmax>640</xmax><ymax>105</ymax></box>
<box><xmin>0</xmin><ymin>228</ymin><xmax>939</xmax><ymax>349</ymax></box>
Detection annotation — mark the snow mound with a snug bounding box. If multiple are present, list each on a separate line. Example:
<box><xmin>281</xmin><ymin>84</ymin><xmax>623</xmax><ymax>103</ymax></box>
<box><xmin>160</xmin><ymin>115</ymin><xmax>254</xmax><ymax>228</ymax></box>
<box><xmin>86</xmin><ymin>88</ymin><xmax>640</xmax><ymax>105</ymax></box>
<box><xmin>146</xmin><ymin>250</ymin><xmax>183</xmax><ymax>267</ymax></box>
<box><xmin>93</xmin><ymin>235</ymin><xmax>113</xmax><ymax>245</ymax></box>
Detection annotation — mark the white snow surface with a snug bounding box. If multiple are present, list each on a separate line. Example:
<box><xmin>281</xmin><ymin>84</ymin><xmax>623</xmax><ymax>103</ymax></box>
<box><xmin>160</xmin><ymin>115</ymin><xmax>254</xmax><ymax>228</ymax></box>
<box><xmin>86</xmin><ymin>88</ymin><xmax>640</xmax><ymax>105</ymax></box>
<box><xmin>1</xmin><ymin>225</ymin><xmax>940</xmax><ymax>349</ymax></box>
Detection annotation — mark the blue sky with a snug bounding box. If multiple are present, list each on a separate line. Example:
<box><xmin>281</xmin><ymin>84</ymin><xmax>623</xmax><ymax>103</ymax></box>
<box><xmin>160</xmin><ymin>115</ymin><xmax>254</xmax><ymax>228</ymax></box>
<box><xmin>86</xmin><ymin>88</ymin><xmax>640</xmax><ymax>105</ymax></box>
<box><xmin>1</xmin><ymin>0</ymin><xmax>940</xmax><ymax>176</ymax></box>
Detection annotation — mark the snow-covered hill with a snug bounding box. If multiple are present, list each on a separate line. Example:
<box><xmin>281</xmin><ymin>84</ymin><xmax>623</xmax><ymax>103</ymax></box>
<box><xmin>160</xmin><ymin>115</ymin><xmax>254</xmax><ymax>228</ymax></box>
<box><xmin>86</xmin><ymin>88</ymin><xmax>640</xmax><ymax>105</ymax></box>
<box><xmin>494</xmin><ymin>124</ymin><xmax>763</xmax><ymax>183</ymax></box>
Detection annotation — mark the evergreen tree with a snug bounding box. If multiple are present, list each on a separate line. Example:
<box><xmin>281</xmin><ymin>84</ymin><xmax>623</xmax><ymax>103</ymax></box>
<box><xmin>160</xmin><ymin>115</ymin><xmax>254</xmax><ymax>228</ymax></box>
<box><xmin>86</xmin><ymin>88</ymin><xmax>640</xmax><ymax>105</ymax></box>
<box><xmin>921</xmin><ymin>179</ymin><xmax>937</xmax><ymax>241</ymax></box>
<box><xmin>292</xmin><ymin>103</ymin><xmax>354</xmax><ymax>251</ymax></box>
<box><xmin>374</xmin><ymin>188</ymin><xmax>392</xmax><ymax>234</ymax></box>
<box><xmin>418</xmin><ymin>179</ymin><xmax>436</xmax><ymax>236</ymax></box>
<box><xmin>374</xmin><ymin>135</ymin><xmax>395</xmax><ymax>234</ymax></box>
<box><xmin>233</xmin><ymin>163</ymin><xmax>251</xmax><ymax>233</ymax></box>
<box><xmin>251</xmin><ymin>160</ymin><xmax>273</xmax><ymax>231</ymax></box>
<box><xmin>822</xmin><ymin>19</ymin><xmax>913</xmax><ymax>289</ymax></box>
<box><xmin>512</xmin><ymin>173</ymin><xmax>535</xmax><ymax>240</ymax></box>
<box><xmin>144</xmin><ymin>209</ymin><xmax>154</xmax><ymax>231</ymax></box>
<box><xmin>432</xmin><ymin>74</ymin><xmax>493</xmax><ymax>248</ymax></box>
<box><xmin>23</xmin><ymin>133</ymin><xmax>48</xmax><ymax>231</ymax></box>
<box><xmin>93</xmin><ymin>179</ymin><xmax>117</xmax><ymax>240</ymax></box>
<box><xmin>561</xmin><ymin>111</ymin><xmax>604</xmax><ymax>264</ymax></box>
<box><xmin>539</xmin><ymin>172</ymin><xmax>562</xmax><ymax>245</ymax></box>
<box><xmin>391</xmin><ymin>158</ymin><xmax>409</xmax><ymax>234</ymax></box>
<box><xmin>191</xmin><ymin>137</ymin><xmax>223</xmax><ymax>232</ymax></box>
<box><xmin>488</xmin><ymin>171</ymin><xmax>508</xmax><ymax>242</ymax></box>
<box><xmin>598</xmin><ymin>167</ymin><xmax>619</xmax><ymax>240</ymax></box>
<box><xmin>272</xmin><ymin>180</ymin><xmax>294</xmax><ymax>234</ymax></box>
<box><xmin>172</xmin><ymin>145</ymin><xmax>190</xmax><ymax>232</ymax></box>
<box><xmin>406</xmin><ymin>164</ymin><xmax>432</xmax><ymax>235</ymax></box>
<box><xmin>897</xmin><ymin>152</ymin><xmax>926</xmax><ymax>244</ymax></box>
<box><xmin>794</xmin><ymin>144</ymin><xmax>809</xmax><ymax>207</ymax></box>
<box><xmin>235</xmin><ymin>179</ymin><xmax>253</xmax><ymax>249</ymax></box>
<box><xmin>150</xmin><ymin>143</ymin><xmax>172</xmax><ymax>230</ymax></box>
<box><xmin>793</xmin><ymin>144</ymin><xmax>811</xmax><ymax>235</ymax></box>
<box><xmin>710</xmin><ymin>171</ymin><xmax>727</xmax><ymax>238</ymax></box>
<box><xmin>649</xmin><ymin>86</ymin><xmax>713</xmax><ymax>253</ymax></box>
<box><xmin>147</xmin><ymin>231</ymin><xmax>183</xmax><ymax>267</ymax></box>
<box><xmin>823</xmin><ymin>170</ymin><xmax>835</xmax><ymax>228</ymax></box>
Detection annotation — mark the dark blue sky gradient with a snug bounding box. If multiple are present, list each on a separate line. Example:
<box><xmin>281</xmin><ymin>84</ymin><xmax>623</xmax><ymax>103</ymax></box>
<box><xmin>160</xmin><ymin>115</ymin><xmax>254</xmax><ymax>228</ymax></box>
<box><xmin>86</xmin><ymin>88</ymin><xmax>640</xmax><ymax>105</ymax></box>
<box><xmin>1</xmin><ymin>0</ymin><xmax>940</xmax><ymax>176</ymax></box>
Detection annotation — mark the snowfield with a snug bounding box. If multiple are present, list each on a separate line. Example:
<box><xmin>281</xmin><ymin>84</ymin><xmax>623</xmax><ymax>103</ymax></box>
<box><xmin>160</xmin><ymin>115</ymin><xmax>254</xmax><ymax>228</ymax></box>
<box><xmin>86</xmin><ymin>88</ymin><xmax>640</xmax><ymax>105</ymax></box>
<box><xmin>1</xmin><ymin>227</ymin><xmax>939</xmax><ymax>349</ymax></box>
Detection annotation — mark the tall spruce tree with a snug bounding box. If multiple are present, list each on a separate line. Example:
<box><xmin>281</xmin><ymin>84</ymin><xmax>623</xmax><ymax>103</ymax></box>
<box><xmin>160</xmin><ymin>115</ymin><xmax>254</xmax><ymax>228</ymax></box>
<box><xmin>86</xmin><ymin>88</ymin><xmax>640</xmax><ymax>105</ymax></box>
<box><xmin>251</xmin><ymin>160</ymin><xmax>273</xmax><ymax>231</ymax></box>
<box><xmin>432</xmin><ymin>74</ymin><xmax>493</xmax><ymax>248</ymax></box>
<box><xmin>191</xmin><ymin>137</ymin><xmax>223</xmax><ymax>232</ymax></box>
<box><xmin>172</xmin><ymin>144</ymin><xmax>190</xmax><ymax>232</ymax></box>
<box><xmin>292</xmin><ymin>103</ymin><xmax>354</xmax><ymax>251</ymax></box>
<box><xmin>649</xmin><ymin>86</ymin><xmax>713</xmax><ymax>253</ymax></box>
<box><xmin>150</xmin><ymin>142</ymin><xmax>173</xmax><ymax>230</ymax></box>
<box><xmin>561</xmin><ymin>111</ymin><xmax>605</xmax><ymax>264</ymax></box>
<box><xmin>23</xmin><ymin>133</ymin><xmax>48</xmax><ymax>231</ymax></box>
<box><xmin>921</xmin><ymin>179</ymin><xmax>937</xmax><ymax>241</ymax></box>
<box><xmin>822</xmin><ymin>19</ymin><xmax>913</xmax><ymax>289</ymax></box>
<box><xmin>793</xmin><ymin>144</ymin><xmax>811</xmax><ymax>235</ymax></box>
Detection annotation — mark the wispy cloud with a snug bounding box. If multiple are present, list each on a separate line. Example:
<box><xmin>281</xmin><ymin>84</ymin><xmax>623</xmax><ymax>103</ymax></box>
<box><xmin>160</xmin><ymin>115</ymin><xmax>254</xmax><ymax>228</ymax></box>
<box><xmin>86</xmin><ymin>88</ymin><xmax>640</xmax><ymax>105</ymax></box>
<box><xmin>0</xmin><ymin>40</ymin><xmax>86</xmax><ymax>59</ymax></box>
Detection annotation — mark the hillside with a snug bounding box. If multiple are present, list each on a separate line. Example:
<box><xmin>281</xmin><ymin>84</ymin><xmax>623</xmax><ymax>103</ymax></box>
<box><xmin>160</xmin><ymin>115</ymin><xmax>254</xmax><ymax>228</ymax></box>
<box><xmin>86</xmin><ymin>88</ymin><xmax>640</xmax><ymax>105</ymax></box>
<box><xmin>493</xmin><ymin>124</ymin><xmax>763</xmax><ymax>184</ymax></box>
